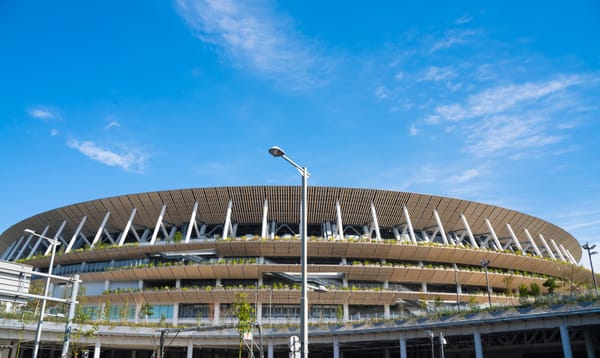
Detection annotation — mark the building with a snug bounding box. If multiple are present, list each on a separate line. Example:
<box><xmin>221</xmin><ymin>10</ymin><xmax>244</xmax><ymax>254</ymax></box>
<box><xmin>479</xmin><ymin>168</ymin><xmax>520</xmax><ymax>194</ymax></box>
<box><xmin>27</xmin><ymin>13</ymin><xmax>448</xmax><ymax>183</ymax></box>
<box><xmin>0</xmin><ymin>186</ymin><xmax>596</xmax><ymax>357</ymax></box>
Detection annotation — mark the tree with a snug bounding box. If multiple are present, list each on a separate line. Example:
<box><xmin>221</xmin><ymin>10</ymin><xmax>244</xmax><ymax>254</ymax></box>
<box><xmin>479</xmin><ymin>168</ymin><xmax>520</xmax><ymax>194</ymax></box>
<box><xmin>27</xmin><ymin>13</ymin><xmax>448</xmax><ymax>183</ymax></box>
<box><xmin>543</xmin><ymin>277</ymin><xmax>561</xmax><ymax>295</ymax></box>
<box><xmin>139</xmin><ymin>302</ymin><xmax>154</xmax><ymax>323</ymax></box>
<box><xmin>530</xmin><ymin>282</ymin><xmax>541</xmax><ymax>298</ymax></box>
<box><xmin>232</xmin><ymin>292</ymin><xmax>256</xmax><ymax>358</ymax></box>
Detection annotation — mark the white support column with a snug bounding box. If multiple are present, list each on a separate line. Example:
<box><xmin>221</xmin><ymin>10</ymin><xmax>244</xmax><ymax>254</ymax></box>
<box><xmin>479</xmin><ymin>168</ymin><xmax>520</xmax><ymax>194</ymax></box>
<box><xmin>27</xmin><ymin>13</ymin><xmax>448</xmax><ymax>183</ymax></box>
<box><xmin>399</xmin><ymin>337</ymin><xmax>407</xmax><ymax>358</ymax></box>
<box><xmin>44</xmin><ymin>220</ymin><xmax>67</xmax><ymax>256</ymax></box>
<box><xmin>343</xmin><ymin>303</ymin><xmax>349</xmax><ymax>322</ymax></box>
<box><xmin>91</xmin><ymin>212</ymin><xmax>111</xmax><ymax>248</ymax></box>
<box><xmin>505</xmin><ymin>223</ymin><xmax>524</xmax><ymax>253</ymax></box>
<box><xmin>65</xmin><ymin>216</ymin><xmax>88</xmax><ymax>253</ymax></box>
<box><xmin>261</xmin><ymin>199</ymin><xmax>269</xmax><ymax>239</ymax></box>
<box><xmin>433</xmin><ymin>209</ymin><xmax>448</xmax><ymax>245</ymax></box>
<box><xmin>187</xmin><ymin>341</ymin><xmax>194</xmax><ymax>358</ymax></box>
<box><xmin>473</xmin><ymin>329</ymin><xmax>483</xmax><ymax>358</ymax></box>
<box><xmin>26</xmin><ymin>226</ymin><xmax>51</xmax><ymax>258</ymax></box>
<box><xmin>460</xmin><ymin>213</ymin><xmax>478</xmax><ymax>248</ymax></box>
<box><xmin>484</xmin><ymin>219</ymin><xmax>503</xmax><ymax>251</ymax></box>
<box><xmin>185</xmin><ymin>202</ymin><xmax>199</xmax><ymax>243</ymax></box>
<box><xmin>523</xmin><ymin>229</ymin><xmax>542</xmax><ymax>257</ymax></box>
<box><xmin>93</xmin><ymin>341</ymin><xmax>101</xmax><ymax>358</ymax></box>
<box><xmin>223</xmin><ymin>200</ymin><xmax>233</xmax><ymax>239</ymax></box>
<box><xmin>560</xmin><ymin>245</ymin><xmax>577</xmax><ymax>264</ymax></box>
<box><xmin>172</xmin><ymin>303</ymin><xmax>179</xmax><ymax>326</ymax></box>
<box><xmin>402</xmin><ymin>206</ymin><xmax>417</xmax><ymax>244</ymax></box>
<box><xmin>1</xmin><ymin>239</ymin><xmax>18</xmax><ymax>260</ymax></box>
<box><xmin>559</xmin><ymin>322</ymin><xmax>573</xmax><ymax>358</ymax></box>
<box><xmin>538</xmin><ymin>234</ymin><xmax>556</xmax><ymax>259</ymax></box>
<box><xmin>16</xmin><ymin>234</ymin><xmax>36</xmax><ymax>260</ymax></box>
<box><xmin>256</xmin><ymin>302</ymin><xmax>262</xmax><ymax>325</ymax></box>
<box><xmin>384</xmin><ymin>304</ymin><xmax>390</xmax><ymax>319</ymax></box>
<box><xmin>150</xmin><ymin>205</ymin><xmax>167</xmax><ymax>245</ymax></box>
<box><xmin>213</xmin><ymin>303</ymin><xmax>220</xmax><ymax>325</ymax></box>
<box><xmin>370</xmin><ymin>202</ymin><xmax>382</xmax><ymax>241</ymax></box>
<box><xmin>118</xmin><ymin>208</ymin><xmax>137</xmax><ymax>246</ymax></box>
<box><xmin>336</xmin><ymin>201</ymin><xmax>344</xmax><ymax>240</ymax></box>
<box><xmin>268</xmin><ymin>339</ymin><xmax>274</xmax><ymax>358</ymax></box>
<box><xmin>551</xmin><ymin>239</ymin><xmax>566</xmax><ymax>261</ymax></box>
<box><xmin>333</xmin><ymin>336</ymin><xmax>340</xmax><ymax>358</ymax></box>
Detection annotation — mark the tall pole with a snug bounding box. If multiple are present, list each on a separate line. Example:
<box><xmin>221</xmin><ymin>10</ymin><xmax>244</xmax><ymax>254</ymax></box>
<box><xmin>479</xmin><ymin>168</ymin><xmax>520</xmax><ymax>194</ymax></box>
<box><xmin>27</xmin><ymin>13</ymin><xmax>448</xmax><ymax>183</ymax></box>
<box><xmin>582</xmin><ymin>243</ymin><xmax>598</xmax><ymax>296</ymax></box>
<box><xmin>268</xmin><ymin>146</ymin><xmax>310</xmax><ymax>358</ymax></box>
<box><xmin>481</xmin><ymin>259</ymin><xmax>492</xmax><ymax>308</ymax></box>
<box><xmin>61</xmin><ymin>274</ymin><xmax>80</xmax><ymax>358</ymax></box>
<box><xmin>28</xmin><ymin>230</ymin><xmax>61</xmax><ymax>358</ymax></box>
<box><xmin>300</xmin><ymin>166</ymin><xmax>308</xmax><ymax>358</ymax></box>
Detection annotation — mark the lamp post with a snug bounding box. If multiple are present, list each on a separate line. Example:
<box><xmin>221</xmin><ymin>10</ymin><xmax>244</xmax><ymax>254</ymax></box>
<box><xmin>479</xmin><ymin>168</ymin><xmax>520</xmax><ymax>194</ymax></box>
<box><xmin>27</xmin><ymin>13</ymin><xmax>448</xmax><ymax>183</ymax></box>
<box><xmin>582</xmin><ymin>243</ymin><xmax>598</xmax><ymax>296</ymax></box>
<box><xmin>480</xmin><ymin>259</ymin><xmax>492</xmax><ymax>308</ymax></box>
<box><xmin>269</xmin><ymin>146</ymin><xmax>310</xmax><ymax>358</ymax></box>
<box><xmin>425</xmin><ymin>329</ymin><xmax>434</xmax><ymax>358</ymax></box>
<box><xmin>24</xmin><ymin>229</ymin><xmax>61</xmax><ymax>358</ymax></box>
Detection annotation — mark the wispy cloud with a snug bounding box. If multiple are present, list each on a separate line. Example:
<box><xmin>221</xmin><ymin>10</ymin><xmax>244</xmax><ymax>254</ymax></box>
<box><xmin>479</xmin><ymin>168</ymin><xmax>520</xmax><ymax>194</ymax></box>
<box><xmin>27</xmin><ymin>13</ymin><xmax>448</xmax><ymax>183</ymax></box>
<box><xmin>421</xmin><ymin>66</ymin><xmax>456</xmax><ymax>82</ymax></box>
<box><xmin>50</xmin><ymin>128</ymin><xmax>59</xmax><ymax>137</ymax></box>
<box><xmin>375</xmin><ymin>86</ymin><xmax>389</xmax><ymax>99</ymax></box>
<box><xmin>105</xmin><ymin>120</ymin><xmax>121</xmax><ymax>130</ymax></box>
<box><xmin>67</xmin><ymin>139</ymin><xmax>146</xmax><ymax>173</ymax></box>
<box><xmin>176</xmin><ymin>0</ymin><xmax>326</xmax><ymax>89</ymax></box>
<box><xmin>430</xmin><ymin>29</ymin><xmax>478</xmax><ymax>52</ymax></box>
<box><xmin>28</xmin><ymin>107</ymin><xmax>56</xmax><ymax>120</ymax></box>
<box><xmin>434</xmin><ymin>75</ymin><xmax>584</xmax><ymax>121</ymax></box>
<box><xmin>456</xmin><ymin>14</ymin><xmax>473</xmax><ymax>25</ymax></box>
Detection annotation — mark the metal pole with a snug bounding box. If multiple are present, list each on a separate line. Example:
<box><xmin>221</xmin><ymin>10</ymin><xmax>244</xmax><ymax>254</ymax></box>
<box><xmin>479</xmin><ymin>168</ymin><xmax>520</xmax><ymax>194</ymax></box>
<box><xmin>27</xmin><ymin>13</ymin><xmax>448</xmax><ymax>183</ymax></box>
<box><xmin>453</xmin><ymin>264</ymin><xmax>460</xmax><ymax>312</ymax></box>
<box><xmin>32</xmin><ymin>237</ymin><xmax>59</xmax><ymax>358</ymax></box>
<box><xmin>61</xmin><ymin>274</ymin><xmax>80</xmax><ymax>358</ymax></box>
<box><xmin>481</xmin><ymin>260</ymin><xmax>492</xmax><ymax>308</ymax></box>
<box><xmin>583</xmin><ymin>243</ymin><xmax>598</xmax><ymax>296</ymax></box>
<box><xmin>301</xmin><ymin>166</ymin><xmax>309</xmax><ymax>358</ymax></box>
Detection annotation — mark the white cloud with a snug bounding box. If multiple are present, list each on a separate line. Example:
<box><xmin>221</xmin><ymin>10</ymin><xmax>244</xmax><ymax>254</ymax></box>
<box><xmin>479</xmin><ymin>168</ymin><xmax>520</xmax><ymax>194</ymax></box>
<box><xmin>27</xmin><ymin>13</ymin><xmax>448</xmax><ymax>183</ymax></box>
<box><xmin>434</xmin><ymin>75</ymin><xmax>584</xmax><ymax>121</ymax></box>
<box><xmin>456</xmin><ymin>14</ymin><xmax>473</xmax><ymax>25</ymax></box>
<box><xmin>28</xmin><ymin>108</ymin><xmax>55</xmax><ymax>119</ymax></box>
<box><xmin>421</xmin><ymin>66</ymin><xmax>456</xmax><ymax>82</ymax></box>
<box><xmin>430</xmin><ymin>29</ymin><xmax>478</xmax><ymax>52</ymax></box>
<box><xmin>394</xmin><ymin>71</ymin><xmax>404</xmax><ymax>80</ymax></box>
<box><xmin>105</xmin><ymin>120</ymin><xmax>121</xmax><ymax>130</ymax></box>
<box><xmin>446</xmin><ymin>168</ymin><xmax>480</xmax><ymax>184</ymax></box>
<box><xmin>67</xmin><ymin>139</ymin><xmax>146</xmax><ymax>173</ymax></box>
<box><xmin>409</xmin><ymin>124</ymin><xmax>418</xmax><ymax>136</ymax></box>
<box><xmin>375</xmin><ymin>86</ymin><xmax>389</xmax><ymax>99</ymax></box>
<box><xmin>465</xmin><ymin>115</ymin><xmax>563</xmax><ymax>157</ymax></box>
<box><xmin>176</xmin><ymin>0</ymin><xmax>325</xmax><ymax>89</ymax></box>
<box><xmin>50</xmin><ymin>128</ymin><xmax>59</xmax><ymax>137</ymax></box>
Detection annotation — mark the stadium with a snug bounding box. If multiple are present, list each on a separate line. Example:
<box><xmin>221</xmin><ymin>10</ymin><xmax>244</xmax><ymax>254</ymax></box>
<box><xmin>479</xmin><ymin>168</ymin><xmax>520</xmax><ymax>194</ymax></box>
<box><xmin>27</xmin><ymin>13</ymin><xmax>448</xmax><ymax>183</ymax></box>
<box><xmin>0</xmin><ymin>186</ymin><xmax>598</xmax><ymax>357</ymax></box>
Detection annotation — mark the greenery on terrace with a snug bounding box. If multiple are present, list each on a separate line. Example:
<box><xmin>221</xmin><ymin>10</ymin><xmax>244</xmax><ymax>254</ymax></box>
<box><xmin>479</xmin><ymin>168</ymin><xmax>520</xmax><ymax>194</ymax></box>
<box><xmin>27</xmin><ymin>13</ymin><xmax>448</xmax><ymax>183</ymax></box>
<box><xmin>1</xmin><ymin>290</ymin><xmax>598</xmax><ymax>331</ymax></box>
<box><xmin>17</xmin><ymin>232</ymin><xmax>572</xmax><ymax>267</ymax></box>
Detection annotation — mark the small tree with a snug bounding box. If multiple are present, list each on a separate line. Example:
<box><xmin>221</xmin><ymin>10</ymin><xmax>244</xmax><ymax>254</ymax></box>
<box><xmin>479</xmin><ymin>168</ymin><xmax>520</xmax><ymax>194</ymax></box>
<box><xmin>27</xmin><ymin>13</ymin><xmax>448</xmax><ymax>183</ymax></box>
<box><xmin>232</xmin><ymin>292</ymin><xmax>256</xmax><ymax>358</ymax></box>
<box><xmin>530</xmin><ymin>282</ymin><xmax>541</xmax><ymax>299</ymax></box>
<box><xmin>518</xmin><ymin>284</ymin><xmax>530</xmax><ymax>305</ymax></box>
<box><xmin>543</xmin><ymin>277</ymin><xmax>561</xmax><ymax>295</ymax></box>
<box><xmin>139</xmin><ymin>302</ymin><xmax>154</xmax><ymax>323</ymax></box>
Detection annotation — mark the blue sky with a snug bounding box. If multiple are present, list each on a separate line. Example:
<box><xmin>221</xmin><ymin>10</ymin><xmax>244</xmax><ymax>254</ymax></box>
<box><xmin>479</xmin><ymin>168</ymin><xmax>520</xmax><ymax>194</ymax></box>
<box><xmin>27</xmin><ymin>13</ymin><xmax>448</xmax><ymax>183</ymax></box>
<box><xmin>1</xmin><ymin>1</ymin><xmax>599</xmax><ymax>268</ymax></box>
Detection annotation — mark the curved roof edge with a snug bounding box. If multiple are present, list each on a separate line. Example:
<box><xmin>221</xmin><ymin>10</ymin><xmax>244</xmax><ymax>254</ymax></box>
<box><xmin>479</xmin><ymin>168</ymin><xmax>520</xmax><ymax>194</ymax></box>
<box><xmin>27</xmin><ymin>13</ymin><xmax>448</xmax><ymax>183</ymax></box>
<box><xmin>0</xmin><ymin>186</ymin><xmax>581</xmax><ymax>261</ymax></box>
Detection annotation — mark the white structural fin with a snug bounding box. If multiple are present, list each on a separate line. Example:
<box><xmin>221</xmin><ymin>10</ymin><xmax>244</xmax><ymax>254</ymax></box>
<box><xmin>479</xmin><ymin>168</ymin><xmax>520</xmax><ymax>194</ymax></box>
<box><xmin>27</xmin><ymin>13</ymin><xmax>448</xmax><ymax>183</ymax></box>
<box><xmin>538</xmin><ymin>234</ymin><xmax>556</xmax><ymax>259</ymax></box>
<box><xmin>370</xmin><ymin>202</ymin><xmax>382</xmax><ymax>241</ymax></box>
<box><xmin>460</xmin><ymin>213</ymin><xmax>478</xmax><ymax>249</ymax></box>
<box><xmin>433</xmin><ymin>209</ymin><xmax>449</xmax><ymax>245</ymax></box>
<box><xmin>523</xmin><ymin>229</ymin><xmax>542</xmax><ymax>257</ymax></box>
<box><xmin>65</xmin><ymin>216</ymin><xmax>88</xmax><ymax>253</ymax></box>
<box><xmin>505</xmin><ymin>223</ymin><xmax>524</xmax><ymax>254</ymax></box>
<box><xmin>484</xmin><ymin>219</ymin><xmax>503</xmax><ymax>252</ymax></box>
<box><xmin>402</xmin><ymin>206</ymin><xmax>417</xmax><ymax>244</ymax></box>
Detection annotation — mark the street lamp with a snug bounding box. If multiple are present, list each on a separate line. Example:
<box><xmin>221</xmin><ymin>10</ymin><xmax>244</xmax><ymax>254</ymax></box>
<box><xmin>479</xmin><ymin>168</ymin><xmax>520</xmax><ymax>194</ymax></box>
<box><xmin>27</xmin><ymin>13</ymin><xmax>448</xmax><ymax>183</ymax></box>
<box><xmin>269</xmin><ymin>146</ymin><xmax>310</xmax><ymax>358</ymax></box>
<box><xmin>582</xmin><ymin>243</ymin><xmax>598</xmax><ymax>296</ymax></box>
<box><xmin>425</xmin><ymin>329</ymin><xmax>434</xmax><ymax>358</ymax></box>
<box><xmin>24</xmin><ymin>228</ymin><xmax>61</xmax><ymax>358</ymax></box>
<box><xmin>480</xmin><ymin>259</ymin><xmax>492</xmax><ymax>308</ymax></box>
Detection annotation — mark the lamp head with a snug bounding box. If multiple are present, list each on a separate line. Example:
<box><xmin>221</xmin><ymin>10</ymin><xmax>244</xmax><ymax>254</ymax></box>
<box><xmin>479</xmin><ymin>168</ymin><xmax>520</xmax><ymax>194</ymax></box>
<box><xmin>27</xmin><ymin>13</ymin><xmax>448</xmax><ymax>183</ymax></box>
<box><xmin>24</xmin><ymin>229</ymin><xmax>35</xmax><ymax>234</ymax></box>
<box><xmin>268</xmin><ymin>146</ymin><xmax>285</xmax><ymax>157</ymax></box>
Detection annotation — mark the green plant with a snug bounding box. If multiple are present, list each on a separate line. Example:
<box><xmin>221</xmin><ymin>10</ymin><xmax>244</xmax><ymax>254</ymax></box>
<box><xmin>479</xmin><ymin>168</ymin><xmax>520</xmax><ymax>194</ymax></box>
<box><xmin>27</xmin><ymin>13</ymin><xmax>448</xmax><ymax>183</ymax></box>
<box><xmin>232</xmin><ymin>292</ymin><xmax>256</xmax><ymax>358</ymax></box>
